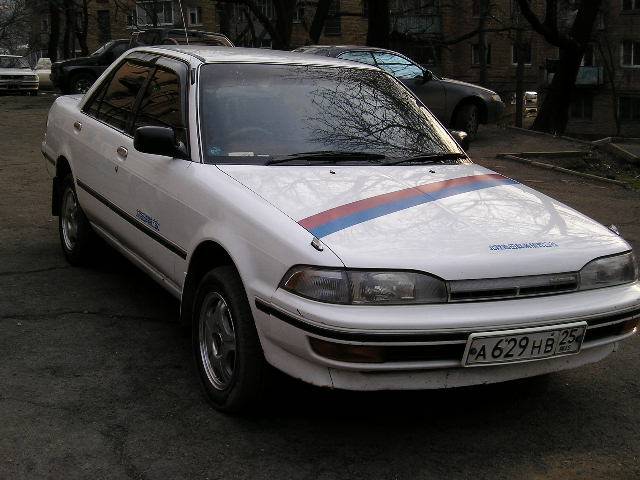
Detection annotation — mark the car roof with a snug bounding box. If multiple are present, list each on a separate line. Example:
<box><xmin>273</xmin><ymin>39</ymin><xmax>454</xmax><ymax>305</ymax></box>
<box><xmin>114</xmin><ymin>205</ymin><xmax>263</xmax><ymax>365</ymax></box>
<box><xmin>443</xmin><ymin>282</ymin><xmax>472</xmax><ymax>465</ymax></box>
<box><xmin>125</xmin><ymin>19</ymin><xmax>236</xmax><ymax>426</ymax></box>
<box><xmin>136</xmin><ymin>45</ymin><xmax>380</xmax><ymax>69</ymax></box>
<box><xmin>298</xmin><ymin>45</ymin><xmax>399</xmax><ymax>54</ymax></box>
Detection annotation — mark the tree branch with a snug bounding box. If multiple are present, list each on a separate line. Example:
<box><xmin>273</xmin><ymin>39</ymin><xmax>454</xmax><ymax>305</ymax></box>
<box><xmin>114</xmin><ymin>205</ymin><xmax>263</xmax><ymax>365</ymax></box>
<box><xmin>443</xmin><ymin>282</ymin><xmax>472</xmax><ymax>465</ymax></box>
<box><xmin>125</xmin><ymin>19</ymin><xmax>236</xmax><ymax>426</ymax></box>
<box><xmin>515</xmin><ymin>0</ymin><xmax>576</xmax><ymax>50</ymax></box>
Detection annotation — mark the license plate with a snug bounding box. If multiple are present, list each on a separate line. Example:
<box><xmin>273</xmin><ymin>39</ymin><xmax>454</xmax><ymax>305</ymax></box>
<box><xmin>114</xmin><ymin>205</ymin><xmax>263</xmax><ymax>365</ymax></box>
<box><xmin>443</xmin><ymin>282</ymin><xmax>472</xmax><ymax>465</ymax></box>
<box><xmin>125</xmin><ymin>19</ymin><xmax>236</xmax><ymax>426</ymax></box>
<box><xmin>462</xmin><ymin>322</ymin><xmax>587</xmax><ymax>367</ymax></box>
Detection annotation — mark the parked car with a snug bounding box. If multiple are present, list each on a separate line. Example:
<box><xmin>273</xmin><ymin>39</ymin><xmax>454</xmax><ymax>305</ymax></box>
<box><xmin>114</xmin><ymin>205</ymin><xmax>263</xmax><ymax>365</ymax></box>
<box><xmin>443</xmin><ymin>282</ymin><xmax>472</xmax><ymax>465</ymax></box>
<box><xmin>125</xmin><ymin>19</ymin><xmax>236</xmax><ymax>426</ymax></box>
<box><xmin>129</xmin><ymin>28</ymin><xmax>234</xmax><ymax>48</ymax></box>
<box><xmin>35</xmin><ymin>57</ymin><xmax>52</xmax><ymax>90</ymax></box>
<box><xmin>42</xmin><ymin>46</ymin><xmax>639</xmax><ymax>412</ymax></box>
<box><xmin>0</xmin><ymin>55</ymin><xmax>39</xmax><ymax>95</ymax></box>
<box><xmin>294</xmin><ymin>45</ymin><xmax>504</xmax><ymax>140</ymax></box>
<box><xmin>50</xmin><ymin>39</ymin><xmax>130</xmax><ymax>94</ymax></box>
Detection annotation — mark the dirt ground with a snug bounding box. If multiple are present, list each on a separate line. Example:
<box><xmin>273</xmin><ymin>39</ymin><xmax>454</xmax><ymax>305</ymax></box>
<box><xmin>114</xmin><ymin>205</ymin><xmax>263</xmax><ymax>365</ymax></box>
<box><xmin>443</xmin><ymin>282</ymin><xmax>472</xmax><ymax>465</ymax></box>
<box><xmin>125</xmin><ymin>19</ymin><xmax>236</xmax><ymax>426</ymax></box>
<box><xmin>1</xmin><ymin>93</ymin><xmax>639</xmax><ymax>480</ymax></box>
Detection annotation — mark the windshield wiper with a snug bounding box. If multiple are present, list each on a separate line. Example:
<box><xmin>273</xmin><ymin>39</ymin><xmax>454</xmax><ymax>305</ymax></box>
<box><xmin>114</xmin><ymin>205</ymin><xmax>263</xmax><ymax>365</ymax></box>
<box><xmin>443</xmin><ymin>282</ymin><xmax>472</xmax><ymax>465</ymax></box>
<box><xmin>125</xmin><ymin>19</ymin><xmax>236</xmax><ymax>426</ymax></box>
<box><xmin>265</xmin><ymin>150</ymin><xmax>387</xmax><ymax>165</ymax></box>
<box><xmin>384</xmin><ymin>152</ymin><xmax>467</xmax><ymax>166</ymax></box>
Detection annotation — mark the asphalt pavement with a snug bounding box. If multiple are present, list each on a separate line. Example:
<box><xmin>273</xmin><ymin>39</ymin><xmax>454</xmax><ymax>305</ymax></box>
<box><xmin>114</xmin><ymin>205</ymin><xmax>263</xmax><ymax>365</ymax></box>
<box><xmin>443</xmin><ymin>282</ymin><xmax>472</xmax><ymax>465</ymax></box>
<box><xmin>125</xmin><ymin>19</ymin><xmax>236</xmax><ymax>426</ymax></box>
<box><xmin>1</xmin><ymin>93</ymin><xmax>639</xmax><ymax>480</ymax></box>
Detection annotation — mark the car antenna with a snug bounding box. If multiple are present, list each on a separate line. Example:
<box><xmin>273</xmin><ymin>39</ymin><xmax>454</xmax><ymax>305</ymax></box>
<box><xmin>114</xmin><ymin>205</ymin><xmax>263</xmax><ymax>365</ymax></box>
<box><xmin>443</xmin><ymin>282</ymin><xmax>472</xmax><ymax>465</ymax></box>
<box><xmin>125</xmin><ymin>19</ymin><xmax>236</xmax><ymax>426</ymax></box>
<box><xmin>177</xmin><ymin>0</ymin><xmax>189</xmax><ymax>45</ymax></box>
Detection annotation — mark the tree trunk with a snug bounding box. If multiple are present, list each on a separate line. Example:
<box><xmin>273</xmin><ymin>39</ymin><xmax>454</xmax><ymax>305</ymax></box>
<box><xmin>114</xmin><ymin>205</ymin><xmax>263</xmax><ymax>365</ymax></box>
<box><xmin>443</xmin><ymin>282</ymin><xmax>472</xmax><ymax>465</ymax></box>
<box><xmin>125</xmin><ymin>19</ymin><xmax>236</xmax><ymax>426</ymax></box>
<box><xmin>532</xmin><ymin>47</ymin><xmax>583</xmax><ymax>133</ymax></box>
<box><xmin>75</xmin><ymin>0</ymin><xmax>89</xmax><ymax>56</ymax></box>
<box><xmin>309</xmin><ymin>0</ymin><xmax>332</xmax><ymax>44</ymax></box>
<box><xmin>62</xmin><ymin>0</ymin><xmax>73</xmax><ymax>59</ymax></box>
<box><xmin>477</xmin><ymin>0</ymin><xmax>488</xmax><ymax>86</ymax></box>
<box><xmin>48</xmin><ymin>0</ymin><xmax>61</xmax><ymax>62</ymax></box>
<box><xmin>272</xmin><ymin>0</ymin><xmax>295</xmax><ymax>50</ymax></box>
<box><xmin>515</xmin><ymin>28</ymin><xmax>525</xmax><ymax>128</ymax></box>
<box><xmin>366</xmin><ymin>0</ymin><xmax>389</xmax><ymax>48</ymax></box>
<box><xmin>516</xmin><ymin>0</ymin><xmax>603</xmax><ymax>133</ymax></box>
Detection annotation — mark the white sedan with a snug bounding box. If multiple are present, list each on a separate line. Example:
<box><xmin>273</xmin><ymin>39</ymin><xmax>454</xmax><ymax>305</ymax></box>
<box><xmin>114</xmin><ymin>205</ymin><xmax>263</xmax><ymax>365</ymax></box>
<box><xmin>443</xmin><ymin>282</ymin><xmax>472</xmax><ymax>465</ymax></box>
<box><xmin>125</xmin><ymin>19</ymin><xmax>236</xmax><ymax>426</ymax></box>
<box><xmin>0</xmin><ymin>55</ymin><xmax>39</xmax><ymax>95</ymax></box>
<box><xmin>42</xmin><ymin>46</ymin><xmax>640</xmax><ymax>412</ymax></box>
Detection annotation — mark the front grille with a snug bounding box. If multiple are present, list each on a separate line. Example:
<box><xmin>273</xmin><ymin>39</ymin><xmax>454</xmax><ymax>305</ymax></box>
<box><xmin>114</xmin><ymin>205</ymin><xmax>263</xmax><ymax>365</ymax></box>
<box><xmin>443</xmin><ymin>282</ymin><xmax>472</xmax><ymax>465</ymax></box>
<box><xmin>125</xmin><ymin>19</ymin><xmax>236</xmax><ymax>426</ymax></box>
<box><xmin>448</xmin><ymin>273</ymin><xmax>579</xmax><ymax>302</ymax></box>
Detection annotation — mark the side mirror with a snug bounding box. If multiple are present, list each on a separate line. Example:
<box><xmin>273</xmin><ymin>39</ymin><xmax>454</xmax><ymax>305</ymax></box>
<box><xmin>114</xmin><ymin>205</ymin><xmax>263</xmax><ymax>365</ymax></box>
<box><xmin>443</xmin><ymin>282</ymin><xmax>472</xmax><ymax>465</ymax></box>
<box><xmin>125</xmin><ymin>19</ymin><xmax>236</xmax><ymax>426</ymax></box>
<box><xmin>134</xmin><ymin>126</ymin><xmax>188</xmax><ymax>159</ymax></box>
<box><xmin>449</xmin><ymin>129</ymin><xmax>470</xmax><ymax>151</ymax></box>
<box><xmin>418</xmin><ymin>70</ymin><xmax>433</xmax><ymax>84</ymax></box>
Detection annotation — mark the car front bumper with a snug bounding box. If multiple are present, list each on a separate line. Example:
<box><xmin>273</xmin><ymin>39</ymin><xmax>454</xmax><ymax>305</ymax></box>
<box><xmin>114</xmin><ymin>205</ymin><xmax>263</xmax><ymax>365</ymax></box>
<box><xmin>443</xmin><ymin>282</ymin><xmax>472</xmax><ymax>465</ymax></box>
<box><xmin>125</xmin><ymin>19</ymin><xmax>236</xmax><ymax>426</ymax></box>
<box><xmin>253</xmin><ymin>282</ymin><xmax>640</xmax><ymax>390</ymax></box>
<box><xmin>0</xmin><ymin>79</ymin><xmax>39</xmax><ymax>91</ymax></box>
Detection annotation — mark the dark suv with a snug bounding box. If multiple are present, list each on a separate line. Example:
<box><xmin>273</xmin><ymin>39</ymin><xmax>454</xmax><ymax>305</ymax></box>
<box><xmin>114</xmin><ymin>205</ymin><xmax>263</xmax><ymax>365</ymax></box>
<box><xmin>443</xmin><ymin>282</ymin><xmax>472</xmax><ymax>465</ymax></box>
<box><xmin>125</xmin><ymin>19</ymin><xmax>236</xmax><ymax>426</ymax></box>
<box><xmin>294</xmin><ymin>45</ymin><xmax>504</xmax><ymax>139</ymax></box>
<box><xmin>129</xmin><ymin>28</ymin><xmax>234</xmax><ymax>48</ymax></box>
<box><xmin>50</xmin><ymin>40</ymin><xmax>130</xmax><ymax>94</ymax></box>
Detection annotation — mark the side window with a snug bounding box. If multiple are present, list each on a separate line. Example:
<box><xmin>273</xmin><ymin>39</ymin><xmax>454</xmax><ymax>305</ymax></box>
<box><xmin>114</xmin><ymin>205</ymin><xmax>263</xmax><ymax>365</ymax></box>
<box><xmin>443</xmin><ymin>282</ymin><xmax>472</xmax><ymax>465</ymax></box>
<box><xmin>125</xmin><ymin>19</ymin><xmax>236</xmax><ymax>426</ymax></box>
<box><xmin>338</xmin><ymin>51</ymin><xmax>376</xmax><ymax>66</ymax></box>
<box><xmin>133</xmin><ymin>66</ymin><xmax>187</xmax><ymax>144</ymax></box>
<box><xmin>373</xmin><ymin>52</ymin><xmax>423</xmax><ymax>79</ymax></box>
<box><xmin>83</xmin><ymin>75</ymin><xmax>110</xmax><ymax>117</ymax></box>
<box><xmin>95</xmin><ymin>60</ymin><xmax>151</xmax><ymax>132</ymax></box>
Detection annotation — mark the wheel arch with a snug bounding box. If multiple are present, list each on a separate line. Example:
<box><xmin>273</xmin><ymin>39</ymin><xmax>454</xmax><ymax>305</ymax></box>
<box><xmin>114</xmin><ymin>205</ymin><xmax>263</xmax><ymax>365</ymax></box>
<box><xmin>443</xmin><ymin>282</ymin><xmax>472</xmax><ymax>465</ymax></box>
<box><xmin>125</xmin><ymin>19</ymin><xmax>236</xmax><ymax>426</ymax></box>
<box><xmin>52</xmin><ymin>156</ymin><xmax>72</xmax><ymax>216</ymax></box>
<box><xmin>180</xmin><ymin>240</ymin><xmax>237</xmax><ymax>327</ymax></box>
<box><xmin>451</xmin><ymin>96</ymin><xmax>488</xmax><ymax>126</ymax></box>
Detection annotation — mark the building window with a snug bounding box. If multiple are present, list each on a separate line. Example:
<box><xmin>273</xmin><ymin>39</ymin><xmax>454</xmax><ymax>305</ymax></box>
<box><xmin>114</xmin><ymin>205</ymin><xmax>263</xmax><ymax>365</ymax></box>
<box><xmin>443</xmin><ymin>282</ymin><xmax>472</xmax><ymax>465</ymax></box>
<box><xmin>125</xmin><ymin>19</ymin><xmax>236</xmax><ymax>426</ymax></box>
<box><xmin>254</xmin><ymin>0</ymin><xmax>275</xmax><ymax>19</ymax></box>
<box><xmin>511</xmin><ymin>43</ymin><xmax>532</xmax><ymax>65</ymax></box>
<box><xmin>324</xmin><ymin>0</ymin><xmax>341</xmax><ymax>36</ymax></box>
<box><xmin>621</xmin><ymin>40</ymin><xmax>640</xmax><ymax>66</ymax></box>
<box><xmin>362</xmin><ymin>0</ymin><xmax>368</xmax><ymax>17</ymax></box>
<box><xmin>570</xmin><ymin>93</ymin><xmax>593</xmax><ymax>119</ymax></box>
<box><xmin>622</xmin><ymin>0</ymin><xmax>640</xmax><ymax>11</ymax></box>
<box><xmin>135</xmin><ymin>1</ymin><xmax>174</xmax><ymax>26</ymax></box>
<box><xmin>471</xmin><ymin>43</ymin><xmax>491</xmax><ymax>65</ymax></box>
<box><xmin>472</xmin><ymin>0</ymin><xmax>481</xmax><ymax>16</ymax></box>
<box><xmin>581</xmin><ymin>44</ymin><xmax>595</xmax><ymax>66</ymax></box>
<box><xmin>97</xmin><ymin>10</ymin><xmax>111</xmax><ymax>44</ymax></box>
<box><xmin>293</xmin><ymin>0</ymin><xmax>305</xmax><ymax>22</ymax></box>
<box><xmin>187</xmin><ymin>6</ymin><xmax>202</xmax><ymax>26</ymax></box>
<box><xmin>619</xmin><ymin>96</ymin><xmax>640</xmax><ymax>122</ymax></box>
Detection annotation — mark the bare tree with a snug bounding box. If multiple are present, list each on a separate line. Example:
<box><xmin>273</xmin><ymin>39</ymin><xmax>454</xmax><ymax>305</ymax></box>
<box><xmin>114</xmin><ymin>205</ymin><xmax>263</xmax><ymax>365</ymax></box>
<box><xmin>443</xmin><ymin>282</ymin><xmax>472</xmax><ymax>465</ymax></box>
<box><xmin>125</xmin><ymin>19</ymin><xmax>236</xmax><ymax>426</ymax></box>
<box><xmin>516</xmin><ymin>0</ymin><xmax>603</xmax><ymax>134</ymax></box>
<box><xmin>0</xmin><ymin>0</ymin><xmax>30</xmax><ymax>54</ymax></box>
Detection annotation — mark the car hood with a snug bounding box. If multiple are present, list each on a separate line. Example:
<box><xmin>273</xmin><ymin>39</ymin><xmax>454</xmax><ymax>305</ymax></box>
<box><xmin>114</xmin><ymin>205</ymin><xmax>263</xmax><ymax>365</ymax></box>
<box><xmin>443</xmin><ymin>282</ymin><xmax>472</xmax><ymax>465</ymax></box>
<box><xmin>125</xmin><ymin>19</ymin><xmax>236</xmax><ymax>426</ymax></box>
<box><xmin>54</xmin><ymin>56</ymin><xmax>97</xmax><ymax>68</ymax></box>
<box><xmin>218</xmin><ymin>163</ymin><xmax>630</xmax><ymax>280</ymax></box>
<box><xmin>439</xmin><ymin>77</ymin><xmax>496</xmax><ymax>96</ymax></box>
<box><xmin>0</xmin><ymin>68</ymin><xmax>34</xmax><ymax>76</ymax></box>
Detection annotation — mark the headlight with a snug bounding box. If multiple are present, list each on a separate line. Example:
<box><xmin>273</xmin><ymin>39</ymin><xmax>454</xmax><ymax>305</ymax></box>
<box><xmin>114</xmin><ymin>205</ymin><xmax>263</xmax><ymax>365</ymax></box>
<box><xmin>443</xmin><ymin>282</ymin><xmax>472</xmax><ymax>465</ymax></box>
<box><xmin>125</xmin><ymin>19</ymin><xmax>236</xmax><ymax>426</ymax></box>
<box><xmin>491</xmin><ymin>93</ymin><xmax>502</xmax><ymax>102</ymax></box>
<box><xmin>579</xmin><ymin>252</ymin><xmax>638</xmax><ymax>291</ymax></box>
<box><xmin>280</xmin><ymin>267</ymin><xmax>447</xmax><ymax>305</ymax></box>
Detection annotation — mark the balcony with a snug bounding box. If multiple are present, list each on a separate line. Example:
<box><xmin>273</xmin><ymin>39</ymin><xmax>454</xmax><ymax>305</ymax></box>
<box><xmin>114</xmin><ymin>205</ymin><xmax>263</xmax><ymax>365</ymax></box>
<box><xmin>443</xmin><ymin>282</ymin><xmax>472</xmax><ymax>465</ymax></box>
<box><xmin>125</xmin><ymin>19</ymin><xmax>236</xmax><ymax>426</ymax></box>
<box><xmin>545</xmin><ymin>60</ymin><xmax>604</xmax><ymax>86</ymax></box>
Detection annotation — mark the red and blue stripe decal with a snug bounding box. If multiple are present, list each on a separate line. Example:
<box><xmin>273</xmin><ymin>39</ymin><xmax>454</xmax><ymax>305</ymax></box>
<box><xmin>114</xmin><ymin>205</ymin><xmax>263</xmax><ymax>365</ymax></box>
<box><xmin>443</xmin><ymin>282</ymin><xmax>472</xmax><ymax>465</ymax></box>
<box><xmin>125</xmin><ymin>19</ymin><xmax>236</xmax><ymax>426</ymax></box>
<box><xmin>298</xmin><ymin>173</ymin><xmax>518</xmax><ymax>238</ymax></box>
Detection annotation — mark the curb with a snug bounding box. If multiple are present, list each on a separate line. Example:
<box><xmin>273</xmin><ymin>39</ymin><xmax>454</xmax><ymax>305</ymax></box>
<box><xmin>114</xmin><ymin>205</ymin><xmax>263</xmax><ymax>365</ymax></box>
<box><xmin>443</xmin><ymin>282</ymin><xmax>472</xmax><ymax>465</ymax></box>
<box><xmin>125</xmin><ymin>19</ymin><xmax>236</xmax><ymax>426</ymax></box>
<box><xmin>504</xmin><ymin>126</ymin><xmax>593</xmax><ymax>145</ymax></box>
<box><xmin>497</xmin><ymin>154</ymin><xmax>629</xmax><ymax>188</ymax></box>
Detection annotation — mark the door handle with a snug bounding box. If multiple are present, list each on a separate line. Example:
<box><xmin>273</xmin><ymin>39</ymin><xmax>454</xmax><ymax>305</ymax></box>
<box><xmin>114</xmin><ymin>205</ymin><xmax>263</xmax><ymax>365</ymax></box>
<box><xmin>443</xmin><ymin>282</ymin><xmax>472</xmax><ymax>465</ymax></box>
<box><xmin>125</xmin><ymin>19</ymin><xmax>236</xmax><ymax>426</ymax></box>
<box><xmin>116</xmin><ymin>146</ymin><xmax>128</xmax><ymax>159</ymax></box>
<box><xmin>73</xmin><ymin>121</ymin><xmax>82</xmax><ymax>132</ymax></box>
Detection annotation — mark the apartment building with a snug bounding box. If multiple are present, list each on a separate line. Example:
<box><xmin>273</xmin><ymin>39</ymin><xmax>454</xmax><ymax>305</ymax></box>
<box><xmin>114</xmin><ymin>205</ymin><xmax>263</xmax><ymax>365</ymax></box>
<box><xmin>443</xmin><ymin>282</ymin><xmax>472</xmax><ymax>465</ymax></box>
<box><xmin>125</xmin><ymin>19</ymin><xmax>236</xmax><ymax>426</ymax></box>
<box><xmin>30</xmin><ymin>0</ymin><xmax>640</xmax><ymax>137</ymax></box>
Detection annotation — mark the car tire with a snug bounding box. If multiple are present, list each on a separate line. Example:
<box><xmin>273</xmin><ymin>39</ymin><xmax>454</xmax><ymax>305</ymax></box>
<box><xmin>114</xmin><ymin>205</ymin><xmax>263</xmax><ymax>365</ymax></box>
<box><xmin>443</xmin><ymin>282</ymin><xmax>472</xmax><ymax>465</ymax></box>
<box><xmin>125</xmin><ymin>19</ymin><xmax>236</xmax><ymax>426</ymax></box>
<box><xmin>454</xmin><ymin>103</ymin><xmax>480</xmax><ymax>140</ymax></box>
<box><xmin>69</xmin><ymin>72</ymin><xmax>95</xmax><ymax>94</ymax></box>
<box><xmin>58</xmin><ymin>174</ymin><xmax>94</xmax><ymax>265</ymax></box>
<box><xmin>192</xmin><ymin>266</ymin><xmax>267</xmax><ymax>413</ymax></box>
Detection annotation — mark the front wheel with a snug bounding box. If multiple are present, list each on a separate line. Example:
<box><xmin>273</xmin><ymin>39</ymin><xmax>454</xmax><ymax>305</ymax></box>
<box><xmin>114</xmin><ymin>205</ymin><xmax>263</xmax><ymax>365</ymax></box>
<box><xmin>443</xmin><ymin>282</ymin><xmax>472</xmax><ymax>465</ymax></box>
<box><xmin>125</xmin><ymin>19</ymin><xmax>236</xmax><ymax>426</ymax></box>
<box><xmin>70</xmin><ymin>73</ymin><xmax>95</xmax><ymax>94</ymax></box>
<box><xmin>58</xmin><ymin>174</ymin><xmax>94</xmax><ymax>265</ymax></box>
<box><xmin>454</xmin><ymin>103</ymin><xmax>480</xmax><ymax>140</ymax></box>
<box><xmin>192</xmin><ymin>266</ymin><xmax>267</xmax><ymax>412</ymax></box>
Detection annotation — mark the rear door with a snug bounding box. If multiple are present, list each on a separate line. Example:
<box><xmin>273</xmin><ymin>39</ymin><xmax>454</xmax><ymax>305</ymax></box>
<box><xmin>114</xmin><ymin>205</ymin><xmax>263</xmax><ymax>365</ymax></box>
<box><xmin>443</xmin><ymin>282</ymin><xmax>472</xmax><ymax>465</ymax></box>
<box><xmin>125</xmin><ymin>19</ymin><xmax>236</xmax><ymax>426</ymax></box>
<box><xmin>371</xmin><ymin>51</ymin><xmax>447</xmax><ymax>123</ymax></box>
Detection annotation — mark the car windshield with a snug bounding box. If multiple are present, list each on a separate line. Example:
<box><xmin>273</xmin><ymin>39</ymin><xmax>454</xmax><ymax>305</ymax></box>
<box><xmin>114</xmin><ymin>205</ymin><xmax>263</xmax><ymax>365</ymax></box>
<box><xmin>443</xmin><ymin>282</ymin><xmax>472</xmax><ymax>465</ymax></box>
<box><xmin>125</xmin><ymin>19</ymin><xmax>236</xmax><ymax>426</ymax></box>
<box><xmin>91</xmin><ymin>41</ymin><xmax>114</xmax><ymax>56</ymax></box>
<box><xmin>0</xmin><ymin>56</ymin><xmax>29</xmax><ymax>69</ymax></box>
<box><xmin>199</xmin><ymin>63</ymin><xmax>462</xmax><ymax>165</ymax></box>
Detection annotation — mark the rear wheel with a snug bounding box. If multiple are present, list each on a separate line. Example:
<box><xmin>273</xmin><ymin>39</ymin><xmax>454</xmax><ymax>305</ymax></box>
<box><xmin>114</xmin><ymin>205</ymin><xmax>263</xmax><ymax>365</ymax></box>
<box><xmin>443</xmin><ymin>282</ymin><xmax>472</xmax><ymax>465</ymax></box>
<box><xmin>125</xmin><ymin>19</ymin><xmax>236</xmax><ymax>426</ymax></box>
<box><xmin>454</xmin><ymin>103</ymin><xmax>480</xmax><ymax>140</ymax></box>
<box><xmin>192</xmin><ymin>266</ymin><xmax>267</xmax><ymax>412</ymax></box>
<box><xmin>58</xmin><ymin>174</ymin><xmax>94</xmax><ymax>265</ymax></box>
